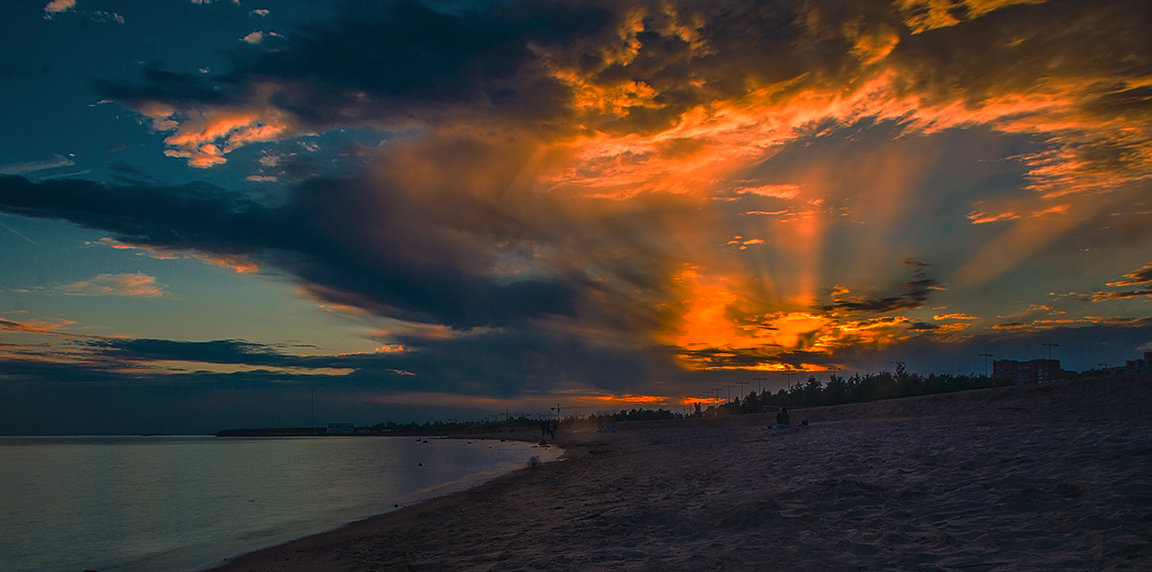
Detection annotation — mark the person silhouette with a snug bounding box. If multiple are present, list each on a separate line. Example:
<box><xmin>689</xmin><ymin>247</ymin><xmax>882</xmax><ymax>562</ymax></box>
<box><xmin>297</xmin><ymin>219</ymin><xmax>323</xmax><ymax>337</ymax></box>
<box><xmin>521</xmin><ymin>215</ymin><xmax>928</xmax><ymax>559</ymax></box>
<box><xmin>776</xmin><ymin>407</ymin><xmax>791</xmax><ymax>427</ymax></box>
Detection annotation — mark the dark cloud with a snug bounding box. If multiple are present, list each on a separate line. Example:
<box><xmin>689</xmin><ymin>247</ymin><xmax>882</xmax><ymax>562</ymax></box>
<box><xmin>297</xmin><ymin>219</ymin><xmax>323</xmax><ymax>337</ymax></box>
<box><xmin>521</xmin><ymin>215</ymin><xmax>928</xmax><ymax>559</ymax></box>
<box><xmin>832</xmin><ymin>317</ymin><xmax>1152</xmax><ymax>375</ymax></box>
<box><xmin>890</xmin><ymin>0</ymin><xmax>1150</xmax><ymax>105</ymax></box>
<box><xmin>825</xmin><ymin>264</ymin><xmax>941</xmax><ymax>313</ymax></box>
<box><xmin>667</xmin><ymin>347</ymin><xmax>772</xmax><ymax>370</ymax></box>
<box><xmin>1092</xmin><ymin>288</ymin><xmax>1152</xmax><ymax>301</ymax></box>
<box><xmin>96</xmin><ymin>0</ymin><xmax>611</xmax><ymax>133</ymax></box>
<box><xmin>88</xmin><ymin>0</ymin><xmax>1151</xmax><ymax>203</ymax></box>
<box><xmin>668</xmin><ymin>346</ymin><xmax>838</xmax><ymax>372</ymax></box>
<box><xmin>825</xmin><ymin>282</ymin><xmax>936</xmax><ymax>312</ymax></box>
<box><xmin>381</xmin><ymin>327</ymin><xmax>671</xmax><ymax>396</ymax></box>
<box><xmin>92</xmin><ymin>0</ymin><xmax>893</xmax><ymax>139</ymax></box>
<box><xmin>235</xmin><ymin>2</ymin><xmax>551</xmax><ymax>124</ymax></box>
<box><xmin>0</xmin><ymin>174</ymin><xmax>580</xmax><ymax>329</ymax></box>
<box><xmin>91</xmin><ymin>338</ymin><xmax>309</xmax><ymax>367</ymax></box>
<box><xmin>0</xmin><ymin>357</ymin><xmax>124</xmax><ymax>384</ymax></box>
<box><xmin>0</xmin><ymin>359</ymin><xmax>398</xmax><ymax>435</ymax></box>
<box><xmin>1089</xmin><ymin>262</ymin><xmax>1152</xmax><ymax>301</ymax></box>
<box><xmin>5</xmin><ymin>320</ymin><xmax>676</xmax><ymax>402</ymax></box>
<box><xmin>1109</xmin><ymin>263</ymin><xmax>1152</xmax><ymax>287</ymax></box>
<box><xmin>890</xmin><ymin>0</ymin><xmax>1152</xmax><ymax>177</ymax></box>
<box><xmin>97</xmin><ymin>66</ymin><xmax>231</xmax><ymax>106</ymax></box>
<box><xmin>106</xmin><ymin>163</ymin><xmax>165</xmax><ymax>185</ymax></box>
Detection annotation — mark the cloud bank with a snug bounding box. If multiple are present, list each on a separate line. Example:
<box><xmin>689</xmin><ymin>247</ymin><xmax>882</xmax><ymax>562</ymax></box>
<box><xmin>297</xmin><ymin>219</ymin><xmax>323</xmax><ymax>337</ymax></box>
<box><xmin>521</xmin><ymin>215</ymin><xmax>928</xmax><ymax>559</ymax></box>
<box><xmin>3</xmin><ymin>0</ymin><xmax>1151</xmax><ymax>427</ymax></box>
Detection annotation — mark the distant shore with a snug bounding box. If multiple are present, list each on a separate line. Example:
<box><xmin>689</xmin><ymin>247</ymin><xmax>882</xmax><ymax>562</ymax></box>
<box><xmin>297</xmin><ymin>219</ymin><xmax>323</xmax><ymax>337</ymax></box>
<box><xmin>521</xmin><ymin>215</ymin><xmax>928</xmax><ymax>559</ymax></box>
<box><xmin>209</xmin><ymin>377</ymin><xmax>1152</xmax><ymax>570</ymax></box>
<box><xmin>214</xmin><ymin>425</ymin><xmax>546</xmax><ymax>440</ymax></box>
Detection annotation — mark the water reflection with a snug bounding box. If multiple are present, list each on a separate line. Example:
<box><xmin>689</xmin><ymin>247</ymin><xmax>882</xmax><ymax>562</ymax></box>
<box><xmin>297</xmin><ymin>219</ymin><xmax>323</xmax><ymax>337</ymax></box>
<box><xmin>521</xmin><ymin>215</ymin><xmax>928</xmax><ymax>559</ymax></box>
<box><xmin>0</xmin><ymin>436</ymin><xmax>557</xmax><ymax>572</ymax></box>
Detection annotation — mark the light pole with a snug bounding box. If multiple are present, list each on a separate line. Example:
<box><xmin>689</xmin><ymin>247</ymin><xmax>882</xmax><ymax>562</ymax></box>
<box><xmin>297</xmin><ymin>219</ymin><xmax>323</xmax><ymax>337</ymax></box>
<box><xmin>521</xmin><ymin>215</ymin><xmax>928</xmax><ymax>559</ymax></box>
<box><xmin>979</xmin><ymin>353</ymin><xmax>994</xmax><ymax>377</ymax></box>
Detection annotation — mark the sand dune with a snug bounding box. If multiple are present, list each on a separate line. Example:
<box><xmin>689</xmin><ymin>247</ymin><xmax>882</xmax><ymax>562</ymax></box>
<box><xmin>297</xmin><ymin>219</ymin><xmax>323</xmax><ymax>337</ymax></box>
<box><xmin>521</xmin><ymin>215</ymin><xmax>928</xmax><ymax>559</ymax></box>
<box><xmin>210</xmin><ymin>377</ymin><xmax>1152</xmax><ymax>570</ymax></box>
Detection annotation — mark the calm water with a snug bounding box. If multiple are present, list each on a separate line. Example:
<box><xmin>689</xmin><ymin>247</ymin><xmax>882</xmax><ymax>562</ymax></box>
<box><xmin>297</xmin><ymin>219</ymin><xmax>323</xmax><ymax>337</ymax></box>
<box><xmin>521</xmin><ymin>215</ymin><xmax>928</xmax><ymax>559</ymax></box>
<box><xmin>0</xmin><ymin>435</ymin><xmax>558</xmax><ymax>572</ymax></box>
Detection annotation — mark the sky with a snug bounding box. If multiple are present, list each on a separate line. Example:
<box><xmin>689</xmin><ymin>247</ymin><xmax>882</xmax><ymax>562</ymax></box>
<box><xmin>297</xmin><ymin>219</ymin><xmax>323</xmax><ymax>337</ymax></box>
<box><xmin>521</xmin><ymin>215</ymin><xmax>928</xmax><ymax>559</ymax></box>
<box><xmin>1</xmin><ymin>0</ymin><xmax>1150</xmax><ymax>434</ymax></box>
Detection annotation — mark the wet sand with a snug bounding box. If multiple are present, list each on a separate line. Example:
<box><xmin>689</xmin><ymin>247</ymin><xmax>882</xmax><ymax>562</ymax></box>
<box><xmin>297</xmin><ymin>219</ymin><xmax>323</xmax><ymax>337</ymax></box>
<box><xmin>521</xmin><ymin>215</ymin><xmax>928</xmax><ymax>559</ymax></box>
<box><xmin>210</xmin><ymin>377</ymin><xmax>1152</xmax><ymax>570</ymax></box>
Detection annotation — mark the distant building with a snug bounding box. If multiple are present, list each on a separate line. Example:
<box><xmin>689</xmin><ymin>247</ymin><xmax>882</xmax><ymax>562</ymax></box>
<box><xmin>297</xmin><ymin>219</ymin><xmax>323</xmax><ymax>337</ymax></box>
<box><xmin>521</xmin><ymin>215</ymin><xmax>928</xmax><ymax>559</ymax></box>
<box><xmin>326</xmin><ymin>422</ymin><xmax>355</xmax><ymax>434</ymax></box>
<box><xmin>1124</xmin><ymin>352</ymin><xmax>1152</xmax><ymax>375</ymax></box>
<box><xmin>1084</xmin><ymin>351</ymin><xmax>1152</xmax><ymax>378</ymax></box>
<box><xmin>992</xmin><ymin>359</ymin><xmax>1064</xmax><ymax>384</ymax></box>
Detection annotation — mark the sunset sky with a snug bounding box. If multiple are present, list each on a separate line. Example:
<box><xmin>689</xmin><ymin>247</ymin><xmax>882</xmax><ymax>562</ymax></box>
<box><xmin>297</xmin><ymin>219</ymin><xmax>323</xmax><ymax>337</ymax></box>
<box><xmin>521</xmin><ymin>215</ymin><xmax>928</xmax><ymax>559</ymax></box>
<box><xmin>2</xmin><ymin>0</ymin><xmax>1150</xmax><ymax>434</ymax></box>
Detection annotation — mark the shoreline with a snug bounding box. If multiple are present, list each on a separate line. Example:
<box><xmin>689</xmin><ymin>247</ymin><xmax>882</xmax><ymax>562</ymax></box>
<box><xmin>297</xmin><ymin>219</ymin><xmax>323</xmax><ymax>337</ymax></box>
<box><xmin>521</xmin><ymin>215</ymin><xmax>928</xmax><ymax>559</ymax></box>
<box><xmin>208</xmin><ymin>378</ymin><xmax>1152</xmax><ymax>570</ymax></box>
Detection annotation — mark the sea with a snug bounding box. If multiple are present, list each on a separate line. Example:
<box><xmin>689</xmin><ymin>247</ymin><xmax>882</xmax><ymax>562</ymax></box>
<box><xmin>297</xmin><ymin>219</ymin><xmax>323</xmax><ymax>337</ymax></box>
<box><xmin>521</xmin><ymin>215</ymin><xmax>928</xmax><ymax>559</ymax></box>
<box><xmin>0</xmin><ymin>434</ymin><xmax>559</xmax><ymax>572</ymax></box>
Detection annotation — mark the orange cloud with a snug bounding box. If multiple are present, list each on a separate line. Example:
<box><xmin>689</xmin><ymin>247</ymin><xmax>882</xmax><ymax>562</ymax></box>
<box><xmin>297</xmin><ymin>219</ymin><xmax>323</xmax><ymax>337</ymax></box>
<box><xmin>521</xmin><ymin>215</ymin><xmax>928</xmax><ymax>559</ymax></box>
<box><xmin>368</xmin><ymin>321</ymin><xmax>482</xmax><ymax>342</ymax></box>
<box><xmin>968</xmin><ymin>210</ymin><xmax>1020</xmax><ymax>224</ymax></box>
<box><xmin>92</xmin><ymin>238</ymin><xmax>258</xmax><ymax>273</ymax></box>
<box><xmin>678</xmin><ymin>395</ymin><xmax>725</xmax><ymax>406</ymax></box>
<box><xmin>57</xmin><ymin>273</ymin><xmax>166</xmax><ymax>298</ymax></box>
<box><xmin>0</xmin><ymin>317</ymin><xmax>115</xmax><ymax>371</ymax></box>
<box><xmin>894</xmin><ymin>0</ymin><xmax>1050</xmax><ymax>34</ymax></box>
<box><xmin>588</xmin><ymin>394</ymin><xmax>669</xmax><ymax>405</ymax></box>
<box><xmin>1107</xmin><ymin>263</ymin><xmax>1152</xmax><ymax>288</ymax></box>
<box><xmin>0</xmin><ymin>317</ymin><xmax>78</xmax><ymax>336</ymax></box>
<box><xmin>734</xmin><ymin>184</ymin><xmax>802</xmax><ymax>199</ymax></box>
<box><xmin>43</xmin><ymin>0</ymin><xmax>76</xmax><ymax>19</ymax></box>
<box><xmin>101</xmin><ymin>0</ymin><xmax>1149</xmax><ymax>379</ymax></box>
<box><xmin>1088</xmin><ymin>263</ymin><xmax>1152</xmax><ymax>301</ymax></box>
<box><xmin>934</xmin><ymin>313</ymin><xmax>979</xmax><ymax>321</ymax></box>
<box><xmin>528</xmin><ymin>36</ymin><xmax>1147</xmax><ymax>313</ymax></box>
<box><xmin>141</xmin><ymin>85</ymin><xmax>294</xmax><ymax>167</ymax></box>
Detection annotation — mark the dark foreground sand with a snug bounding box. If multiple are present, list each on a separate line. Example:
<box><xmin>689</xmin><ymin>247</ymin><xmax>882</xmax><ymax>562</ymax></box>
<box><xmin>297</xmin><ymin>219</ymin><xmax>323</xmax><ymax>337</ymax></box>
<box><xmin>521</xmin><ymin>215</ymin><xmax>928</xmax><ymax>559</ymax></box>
<box><xmin>211</xmin><ymin>377</ymin><xmax>1152</xmax><ymax>571</ymax></box>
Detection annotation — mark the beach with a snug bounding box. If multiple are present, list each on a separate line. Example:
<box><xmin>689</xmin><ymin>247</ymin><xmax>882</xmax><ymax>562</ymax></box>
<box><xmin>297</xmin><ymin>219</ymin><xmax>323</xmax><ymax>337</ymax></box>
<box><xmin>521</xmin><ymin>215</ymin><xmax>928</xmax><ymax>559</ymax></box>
<box><xmin>211</xmin><ymin>377</ymin><xmax>1152</xmax><ymax>570</ymax></box>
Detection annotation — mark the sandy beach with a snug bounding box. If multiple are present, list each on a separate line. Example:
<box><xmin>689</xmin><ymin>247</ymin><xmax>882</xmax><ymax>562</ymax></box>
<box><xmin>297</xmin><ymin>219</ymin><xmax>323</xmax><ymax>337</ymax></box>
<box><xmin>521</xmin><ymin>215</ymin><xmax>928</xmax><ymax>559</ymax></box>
<box><xmin>210</xmin><ymin>377</ymin><xmax>1152</xmax><ymax>571</ymax></box>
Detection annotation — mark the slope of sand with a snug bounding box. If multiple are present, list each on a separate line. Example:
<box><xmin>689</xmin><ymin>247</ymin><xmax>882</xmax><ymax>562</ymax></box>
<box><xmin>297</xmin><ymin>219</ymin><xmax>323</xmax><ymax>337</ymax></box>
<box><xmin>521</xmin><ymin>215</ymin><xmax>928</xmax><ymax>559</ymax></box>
<box><xmin>210</xmin><ymin>377</ymin><xmax>1152</xmax><ymax>570</ymax></box>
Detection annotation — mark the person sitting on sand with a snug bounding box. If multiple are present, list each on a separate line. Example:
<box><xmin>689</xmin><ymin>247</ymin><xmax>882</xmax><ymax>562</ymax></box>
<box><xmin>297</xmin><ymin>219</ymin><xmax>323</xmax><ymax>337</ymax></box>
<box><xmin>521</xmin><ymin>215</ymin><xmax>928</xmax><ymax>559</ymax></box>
<box><xmin>776</xmin><ymin>407</ymin><xmax>791</xmax><ymax>427</ymax></box>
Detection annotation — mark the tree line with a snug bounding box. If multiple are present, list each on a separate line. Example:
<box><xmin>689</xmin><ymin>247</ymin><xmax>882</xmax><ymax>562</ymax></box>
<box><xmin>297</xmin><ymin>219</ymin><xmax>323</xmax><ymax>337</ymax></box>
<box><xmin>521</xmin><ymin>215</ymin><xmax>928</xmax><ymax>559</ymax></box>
<box><xmin>364</xmin><ymin>408</ymin><xmax>679</xmax><ymax>434</ymax></box>
<box><xmin>364</xmin><ymin>415</ymin><xmax>544</xmax><ymax>435</ymax></box>
<box><xmin>361</xmin><ymin>366</ymin><xmax>1013</xmax><ymax>432</ymax></box>
<box><xmin>707</xmin><ymin>364</ymin><xmax>1013</xmax><ymax>415</ymax></box>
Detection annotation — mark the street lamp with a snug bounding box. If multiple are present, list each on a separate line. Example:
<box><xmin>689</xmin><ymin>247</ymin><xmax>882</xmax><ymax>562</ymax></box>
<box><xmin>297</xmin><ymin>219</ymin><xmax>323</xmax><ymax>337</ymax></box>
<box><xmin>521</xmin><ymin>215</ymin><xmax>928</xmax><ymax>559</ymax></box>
<box><xmin>979</xmin><ymin>353</ymin><xmax>994</xmax><ymax>377</ymax></box>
